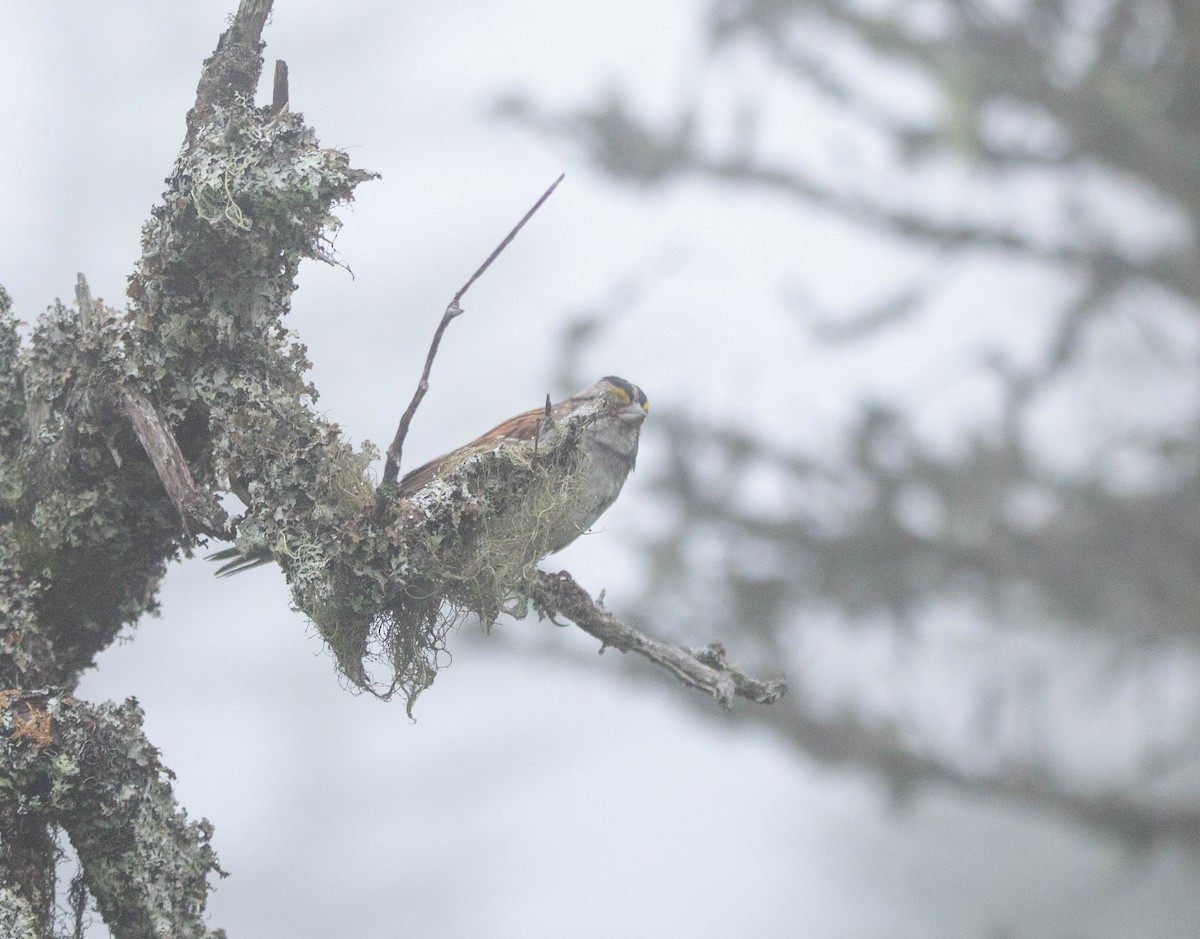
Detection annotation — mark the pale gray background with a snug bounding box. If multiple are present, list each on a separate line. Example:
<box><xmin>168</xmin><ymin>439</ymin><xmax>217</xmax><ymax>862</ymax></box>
<box><xmin>3</xmin><ymin>3</ymin><xmax>1198</xmax><ymax>937</ymax></box>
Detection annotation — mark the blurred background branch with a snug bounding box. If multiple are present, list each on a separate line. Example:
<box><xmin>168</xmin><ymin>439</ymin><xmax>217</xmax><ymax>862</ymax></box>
<box><xmin>496</xmin><ymin>0</ymin><xmax>1200</xmax><ymax>850</ymax></box>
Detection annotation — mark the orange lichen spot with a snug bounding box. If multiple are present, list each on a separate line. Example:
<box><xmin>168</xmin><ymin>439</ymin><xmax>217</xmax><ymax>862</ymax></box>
<box><xmin>4</xmin><ymin>693</ymin><xmax>54</xmax><ymax>747</ymax></box>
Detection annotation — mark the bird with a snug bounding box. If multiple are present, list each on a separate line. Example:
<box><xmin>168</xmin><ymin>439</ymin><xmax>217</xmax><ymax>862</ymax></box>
<box><xmin>211</xmin><ymin>376</ymin><xmax>648</xmax><ymax>574</ymax></box>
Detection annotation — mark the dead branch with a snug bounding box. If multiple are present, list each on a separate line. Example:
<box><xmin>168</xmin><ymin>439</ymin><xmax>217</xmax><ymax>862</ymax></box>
<box><xmin>529</xmin><ymin>569</ymin><xmax>787</xmax><ymax>707</ymax></box>
<box><xmin>381</xmin><ymin>173</ymin><xmax>565</xmax><ymax>486</ymax></box>
<box><xmin>75</xmin><ymin>276</ymin><xmax>232</xmax><ymax>539</ymax></box>
<box><xmin>188</xmin><ymin>0</ymin><xmax>274</xmax><ymax>144</ymax></box>
<box><xmin>270</xmin><ymin>58</ymin><xmax>289</xmax><ymax>115</ymax></box>
<box><xmin>119</xmin><ymin>388</ymin><xmax>232</xmax><ymax>537</ymax></box>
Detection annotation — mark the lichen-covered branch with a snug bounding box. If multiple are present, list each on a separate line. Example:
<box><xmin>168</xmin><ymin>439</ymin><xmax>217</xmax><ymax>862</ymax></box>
<box><xmin>529</xmin><ymin>570</ymin><xmax>786</xmax><ymax>707</ymax></box>
<box><xmin>188</xmin><ymin>0</ymin><xmax>274</xmax><ymax>144</ymax></box>
<box><xmin>118</xmin><ymin>385</ymin><xmax>232</xmax><ymax>538</ymax></box>
<box><xmin>0</xmin><ymin>692</ymin><xmax>224</xmax><ymax>939</ymax></box>
<box><xmin>75</xmin><ymin>274</ymin><xmax>232</xmax><ymax>540</ymax></box>
<box><xmin>0</xmin><ymin>1</ymin><xmax>356</xmax><ymax>933</ymax></box>
<box><xmin>3</xmin><ymin>0</ymin><xmax>790</xmax><ymax>930</ymax></box>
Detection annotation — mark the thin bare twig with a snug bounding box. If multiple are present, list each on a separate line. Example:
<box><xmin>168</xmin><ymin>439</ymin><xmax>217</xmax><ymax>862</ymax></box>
<box><xmin>381</xmin><ymin>173</ymin><xmax>565</xmax><ymax>487</ymax></box>
<box><xmin>529</xmin><ymin>569</ymin><xmax>788</xmax><ymax>708</ymax></box>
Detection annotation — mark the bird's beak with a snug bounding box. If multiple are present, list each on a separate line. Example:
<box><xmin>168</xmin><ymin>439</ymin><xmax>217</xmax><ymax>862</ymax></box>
<box><xmin>618</xmin><ymin>401</ymin><xmax>648</xmax><ymax>425</ymax></box>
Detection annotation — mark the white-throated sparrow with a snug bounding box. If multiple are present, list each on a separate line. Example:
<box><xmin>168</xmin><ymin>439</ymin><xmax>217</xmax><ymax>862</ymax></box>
<box><xmin>212</xmin><ymin>376</ymin><xmax>648</xmax><ymax>573</ymax></box>
<box><xmin>401</xmin><ymin>375</ymin><xmax>648</xmax><ymax>552</ymax></box>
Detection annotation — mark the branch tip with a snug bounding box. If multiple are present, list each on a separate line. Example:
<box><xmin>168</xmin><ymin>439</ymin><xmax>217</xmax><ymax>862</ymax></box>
<box><xmin>529</xmin><ymin>570</ymin><xmax>787</xmax><ymax>708</ymax></box>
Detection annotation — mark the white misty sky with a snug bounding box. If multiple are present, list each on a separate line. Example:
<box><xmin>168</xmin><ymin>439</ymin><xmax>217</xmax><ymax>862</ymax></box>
<box><xmin>3</xmin><ymin>2</ymin><xmax>1198</xmax><ymax>937</ymax></box>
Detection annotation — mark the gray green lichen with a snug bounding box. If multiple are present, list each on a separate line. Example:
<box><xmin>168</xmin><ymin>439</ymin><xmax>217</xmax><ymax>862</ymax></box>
<box><xmin>2</xmin><ymin>92</ymin><xmax>372</xmax><ymax>934</ymax></box>
<box><xmin>1</xmin><ymin>693</ymin><xmax>225</xmax><ymax>939</ymax></box>
<box><xmin>1</xmin><ymin>69</ymin><xmax>590</xmax><ymax>934</ymax></box>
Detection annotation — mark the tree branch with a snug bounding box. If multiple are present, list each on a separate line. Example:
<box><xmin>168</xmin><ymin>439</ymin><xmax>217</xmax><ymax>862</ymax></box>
<box><xmin>514</xmin><ymin>91</ymin><xmax>1200</xmax><ymax>299</ymax></box>
<box><xmin>270</xmin><ymin>58</ymin><xmax>289</xmax><ymax>115</ymax></box>
<box><xmin>0</xmin><ymin>692</ymin><xmax>223</xmax><ymax>938</ymax></box>
<box><xmin>750</xmin><ymin>689</ymin><xmax>1200</xmax><ymax>849</ymax></box>
<box><xmin>74</xmin><ymin>275</ymin><xmax>232</xmax><ymax>540</ymax></box>
<box><xmin>188</xmin><ymin>0</ymin><xmax>274</xmax><ymax>143</ymax></box>
<box><xmin>118</xmin><ymin>387</ymin><xmax>233</xmax><ymax>538</ymax></box>
<box><xmin>496</xmin><ymin>622</ymin><xmax>1200</xmax><ymax>850</ymax></box>
<box><xmin>381</xmin><ymin>173</ymin><xmax>565</xmax><ymax>486</ymax></box>
<box><xmin>529</xmin><ymin>569</ymin><xmax>787</xmax><ymax>707</ymax></box>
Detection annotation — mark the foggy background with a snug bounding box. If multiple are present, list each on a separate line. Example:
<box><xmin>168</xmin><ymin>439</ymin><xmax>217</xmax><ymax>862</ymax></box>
<box><xmin>4</xmin><ymin>1</ymin><xmax>1199</xmax><ymax>936</ymax></box>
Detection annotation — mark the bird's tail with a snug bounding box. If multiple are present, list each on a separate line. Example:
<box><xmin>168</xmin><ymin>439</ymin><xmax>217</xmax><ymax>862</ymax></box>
<box><xmin>207</xmin><ymin>545</ymin><xmax>274</xmax><ymax>577</ymax></box>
